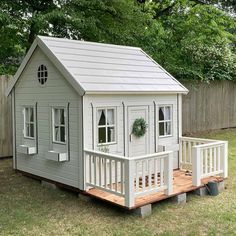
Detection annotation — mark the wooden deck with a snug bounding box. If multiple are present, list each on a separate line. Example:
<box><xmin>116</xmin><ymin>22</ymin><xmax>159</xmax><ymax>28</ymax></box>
<box><xmin>86</xmin><ymin>170</ymin><xmax>223</xmax><ymax>209</ymax></box>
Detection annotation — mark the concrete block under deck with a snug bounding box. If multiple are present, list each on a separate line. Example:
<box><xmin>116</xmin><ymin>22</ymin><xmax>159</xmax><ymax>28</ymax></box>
<box><xmin>133</xmin><ymin>204</ymin><xmax>152</xmax><ymax>218</ymax></box>
<box><xmin>41</xmin><ymin>180</ymin><xmax>58</xmax><ymax>190</ymax></box>
<box><xmin>171</xmin><ymin>193</ymin><xmax>187</xmax><ymax>204</ymax></box>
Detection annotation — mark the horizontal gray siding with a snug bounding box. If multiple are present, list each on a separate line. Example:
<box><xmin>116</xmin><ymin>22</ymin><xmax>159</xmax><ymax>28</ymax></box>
<box><xmin>15</xmin><ymin>47</ymin><xmax>82</xmax><ymax>188</ymax></box>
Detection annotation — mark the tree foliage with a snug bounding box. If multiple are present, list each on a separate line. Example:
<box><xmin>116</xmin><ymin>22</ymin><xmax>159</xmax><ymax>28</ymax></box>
<box><xmin>142</xmin><ymin>1</ymin><xmax>236</xmax><ymax>81</ymax></box>
<box><xmin>0</xmin><ymin>0</ymin><xmax>235</xmax><ymax>82</ymax></box>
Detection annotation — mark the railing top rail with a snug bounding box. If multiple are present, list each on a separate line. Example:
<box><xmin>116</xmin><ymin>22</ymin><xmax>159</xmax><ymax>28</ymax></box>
<box><xmin>192</xmin><ymin>140</ymin><xmax>227</xmax><ymax>149</ymax></box>
<box><xmin>84</xmin><ymin>149</ymin><xmax>172</xmax><ymax>161</ymax></box>
<box><xmin>179</xmin><ymin>136</ymin><xmax>221</xmax><ymax>143</ymax></box>
<box><xmin>84</xmin><ymin>149</ymin><xmax>129</xmax><ymax>161</ymax></box>
<box><xmin>131</xmin><ymin>151</ymin><xmax>172</xmax><ymax>161</ymax></box>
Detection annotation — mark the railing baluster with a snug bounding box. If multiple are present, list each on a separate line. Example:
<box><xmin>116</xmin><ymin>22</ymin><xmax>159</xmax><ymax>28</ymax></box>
<box><xmin>94</xmin><ymin>155</ymin><xmax>97</xmax><ymax>185</ymax></box>
<box><xmin>104</xmin><ymin>157</ymin><xmax>107</xmax><ymax>188</ymax></box>
<box><xmin>183</xmin><ymin>141</ymin><xmax>186</xmax><ymax>165</ymax></box>
<box><xmin>213</xmin><ymin>147</ymin><xmax>216</xmax><ymax>172</ymax></box>
<box><xmin>188</xmin><ymin>141</ymin><xmax>191</xmax><ymax>164</ymax></box>
<box><xmin>179</xmin><ymin>139</ymin><xmax>183</xmax><ymax>166</ymax></box>
<box><xmin>115</xmin><ymin>160</ymin><xmax>118</xmax><ymax>192</ymax></box>
<box><xmin>120</xmin><ymin>161</ymin><xmax>124</xmax><ymax>194</ymax></box>
<box><xmin>160</xmin><ymin>158</ymin><xmax>163</xmax><ymax>187</ymax></box>
<box><xmin>148</xmin><ymin>159</ymin><xmax>152</xmax><ymax>189</ymax></box>
<box><xmin>201</xmin><ymin>149</ymin><xmax>204</xmax><ymax>175</ymax></box>
<box><xmin>217</xmin><ymin>146</ymin><xmax>221</xmax><ymax>172</ymax></box>
<box><xmin>109</xmin><ymin>159</ymin><xmax>112</xmax><ymax>190</ymax></box>
<box><xmin>99</xmin><ymin>157</ymin><xmax>102</xmax><ymax>187</ymax></box>
<box><xmin>142</xmin><ymin>160</ymin><xmax>145</xmax><ymax>190</ymax></box>
<box><xmin>89</xmin><ymin>154</ymin><xmax>92</xmax><ymax>184</ymax></box>
<box><xmin>205</xmin><ymin>149</ymin><xmax>208</xmax><ymax>174</ymax></box>
<box><xmin>154</xmin><ymin>158</ymin><xmax>157</xmax><ymax>187</ymax></box>
<box><xmin>209</xmin><ymin>147</ymin><xmax>213</xmax><ymax>173</ymax></box>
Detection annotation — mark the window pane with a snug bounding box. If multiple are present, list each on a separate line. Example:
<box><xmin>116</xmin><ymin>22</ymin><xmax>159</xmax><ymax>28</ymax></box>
<box><xmin>30</xmin><ymin>108</ymin><xmax>34</xmax><ymax>122</ymax></box>
<box><xmin>60</xmin><ymin>109</ymin><xmax>65</xmax><ymax>125</ymax></box>
<box><xmin>108</xmin><ymin>127</ymin><xmax>115</xmax><ymax>142</ymax></box>
<box><xmin>159</xmin><ymin>107</ymin><xmax>164</xmax><ymax>121</ymax></box>
<box><xmin>54</xmin><ymin>109</ymin><xmax>59</xmax><ymax>124</ymax></box>
<box><xmin>98</xmin><ymin>109</ymin><xmax>106</xmax><ymax>126</ymax></box>
<box><xmin>166</xmin><ymin>121</ymin><xmax>171</xmax><ymax>135</ymax></box>
<box><xmin>26</xmin><ymin>123</ymin><xmax>30</xmax><ymax>137</ymax></box>
<box><xmin>107</xmin><ymin>109</ymin><xmax>114</xmax><ymax>125</ymax></box>
<box><xmin>165</xmin><ymin>106</ymin><xmax>171</xmax><ymax>120</ymax></box>
<box><xmin>60</xmin><ymin>127</ymin><xmax>65</xmax><ymax>142</ymax></box>
<box><xmin>98</xmin><ymin>127</ymin><xmax>106</xmax><ymax>143</ymax></box>
<box><xmin>25</xmin><ymin>108</ymin><xmax>30</xmax><ymax>122</ymax></box>
<box><xmin>159</xmin><ymin>122</ymin><xmax>164</xmax><ymax>136</ymax></box>
<box><xmin>55</xmin><ymin>126</ymin><xmax>60</xmax><ymax>141</ymax></box>
<box><xmin>30</xmin><ymin>124</ymin><xmax>34</xmax><ymax>137</ymax></box>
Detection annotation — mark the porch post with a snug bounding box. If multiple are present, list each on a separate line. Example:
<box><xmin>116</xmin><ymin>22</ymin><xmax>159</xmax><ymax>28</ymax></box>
<box><xmin>222</xmin><ymin>141</ymin><xmax>228</xmax><ymax>178</ymax></box>
<box><xmin>192</xmin><ymin>146</ymin><xmax>201</xmax><ymax>186</ymax></box>
<box><xmin>124</xmin><ymin>159</ymin><xmax>135</xmax><ymax>208</ymax></box>
<box><xmin>179</xmin><ymin>138</ymin><xmax>183</xmax><ymax>169</ymax></box>
<box><xmin>164</xmin><ymin>151</ymin><xmax>173</xmax><ymax>195</ymax></box>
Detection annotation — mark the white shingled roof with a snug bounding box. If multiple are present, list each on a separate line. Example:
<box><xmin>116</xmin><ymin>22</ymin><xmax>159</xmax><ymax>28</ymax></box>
<box><xmin>6</xmin><ymin>36</ymin><xmax>188</xmax><ymax>96</ymax></box>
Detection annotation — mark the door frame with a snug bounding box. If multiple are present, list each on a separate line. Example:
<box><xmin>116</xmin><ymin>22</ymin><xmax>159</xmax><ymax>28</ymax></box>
<box><xmin>127</xmin><ymin>105</ymin><xmax>150</xmax><ymax>157</ymax></box>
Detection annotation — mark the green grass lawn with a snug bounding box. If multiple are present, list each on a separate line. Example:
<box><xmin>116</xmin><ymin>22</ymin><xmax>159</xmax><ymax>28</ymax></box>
<box><xmin>0</xmin><ymin>129</ymin><xmax>236</xmax><ymax>236</ymax></box>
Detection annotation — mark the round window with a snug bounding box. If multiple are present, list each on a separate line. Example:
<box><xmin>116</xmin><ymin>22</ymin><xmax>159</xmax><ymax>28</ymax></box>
<box><xmin>37</xmin><ymin>65</ymin><xmax>48</xmax><ymax>85</ymax></box>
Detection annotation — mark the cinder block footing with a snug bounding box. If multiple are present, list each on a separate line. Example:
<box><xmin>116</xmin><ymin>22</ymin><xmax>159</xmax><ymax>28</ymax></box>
<box><xmin>171</xmin><ymin>193</ymin><xmax>187</xmax><ymax>204</ymax></box>
<box><xmin>218</xmin><ymin>181</ymin><xmax>225</xmax><ymax>192</ymax></box>
<box><xmin>41</xmin><ymin>180</ymin><xmax>58</xmax><ymax>190</ymax></box>
<box><xmin>78</xmin><ymin>193</ymin><xmax>92</xmax><ymax>202</ymax></box>
<box><xmin>133</xmin><ymin>204</ymin><xmax>152</xmax><ymax>218</ymax></box>
<box><xmin>194</xmin><ymin>187</ymin><xmax>208</xmax><ymax>196</ymax></box>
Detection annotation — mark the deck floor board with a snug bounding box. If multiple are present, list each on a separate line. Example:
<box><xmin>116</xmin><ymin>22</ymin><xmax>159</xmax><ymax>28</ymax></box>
<box><xmin>86</xmin><ymin>170</ymin><xmax>223</xmax><ymax>209</ymax></box>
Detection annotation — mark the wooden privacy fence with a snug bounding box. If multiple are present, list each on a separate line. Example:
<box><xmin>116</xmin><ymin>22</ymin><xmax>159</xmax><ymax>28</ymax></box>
<box><xmin>182</xmin><ymin>80</ymin><xmax>236</xmax><ymax>134</ymax></box>
<box><xmin>0</xmin><ymin>75</ymin><xmax>12</xmax><ymax>158</ymax></box>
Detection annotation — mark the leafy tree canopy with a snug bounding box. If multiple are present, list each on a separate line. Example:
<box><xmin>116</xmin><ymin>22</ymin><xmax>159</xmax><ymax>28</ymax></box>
<box><xmin>0</xmin><ymin>0</ymin><xmax>235</xmax><ymax>82</ymax></box>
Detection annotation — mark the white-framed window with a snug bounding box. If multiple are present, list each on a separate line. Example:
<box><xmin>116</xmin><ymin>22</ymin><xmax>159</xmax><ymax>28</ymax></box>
<box><xmin>23</xmin><ymin>106</ymin><xmax>35</xmax><ymax>139</ymax></box>
<box><xmin>97</xmin><ymin>108</ymin><xmax>116</xmax><ymax>145</ymax></box>
<box><xmin>52</xmin><ymin>107</ymin><xmax>66</xmax><ymax>144</ymax></box>
<box><xmin>158</xmin><ymin>105</ymin><xmax>172</xmax><ymax>137</ymax></box>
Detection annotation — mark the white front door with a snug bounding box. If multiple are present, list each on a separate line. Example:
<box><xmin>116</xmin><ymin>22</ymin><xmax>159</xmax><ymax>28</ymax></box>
<box><xmin>128</xmin><ymin>106</ymin><xmax>149</xmax><ymax>157</ymax></box>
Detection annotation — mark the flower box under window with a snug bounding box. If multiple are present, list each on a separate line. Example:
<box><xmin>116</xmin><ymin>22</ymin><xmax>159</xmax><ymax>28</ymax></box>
<box><xmin>47</xmin><ymin>150</ymin><xmax>68</xmax><ymax>162</ymax></box>
<box><xmin>18</xmin><ymin>145</ymin><xmax>37</xmax><ymax>155</ymax></box>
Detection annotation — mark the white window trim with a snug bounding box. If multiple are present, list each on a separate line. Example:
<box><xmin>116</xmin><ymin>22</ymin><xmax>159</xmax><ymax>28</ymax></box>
<box><xmin>52</xmin><ymin>107</ymin><xmax>67</xmax><ymax>145</ymax></box>
<box><xmin>97</xmin><ymin>107</ymin><xmax>117</xmax><ymax>146</ymax></box>
<box><xmin>23</xmin><ymin>106</ymin><xmax>35</xmax><ymax>140</ymax></box>
<box><xmin>158</xmin><ymin>105</ymin><xmax>173</xmax><ymax>138</ymax></box>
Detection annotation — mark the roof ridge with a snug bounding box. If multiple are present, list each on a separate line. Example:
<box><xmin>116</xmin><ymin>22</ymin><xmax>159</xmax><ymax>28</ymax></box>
<box><xmin>38</xmin><ymin>35</ymin><xmax>141</xmax><ymax>51</ymax></box>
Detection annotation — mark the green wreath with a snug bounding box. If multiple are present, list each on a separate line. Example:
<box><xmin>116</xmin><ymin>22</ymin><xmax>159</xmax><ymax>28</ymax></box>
<box><xmin>132</xmin><ymin>118</ymin><xmax>148</xmax><ymax>137</ymax></box>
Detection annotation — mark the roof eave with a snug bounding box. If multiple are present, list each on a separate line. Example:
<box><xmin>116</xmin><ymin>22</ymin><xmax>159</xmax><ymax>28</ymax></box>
<box><xmin>84</xmin><ymin>90</ymin><xmax>189</xmax><ymax>95</ymax></box>
<box><xmin>6</xmin><ymin>36</ymin><xmax>86</xmax><ymax>97</ymax></box>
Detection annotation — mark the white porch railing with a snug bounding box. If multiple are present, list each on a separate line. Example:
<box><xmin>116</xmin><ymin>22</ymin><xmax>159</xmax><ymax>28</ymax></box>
<box><xmin>179</xmin><ymin>137</ymin><xmax>228</xmax><ymax>186</ymax></box>
<box><xmin>84</xmin><ymin>149</ymin><xmax>173</xmax><ymax>208</ymax></box>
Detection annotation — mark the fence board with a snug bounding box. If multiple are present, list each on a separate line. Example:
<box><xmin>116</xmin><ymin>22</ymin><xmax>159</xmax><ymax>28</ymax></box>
<box><xmin>0</xmin><ymin>75</ymin><xmax>12</xmax><ymax>158</ymax></box>
<box><xmin>182</xmin><ymin>80</ymin><xmax>236</xmax><ymax>134</ymax></box>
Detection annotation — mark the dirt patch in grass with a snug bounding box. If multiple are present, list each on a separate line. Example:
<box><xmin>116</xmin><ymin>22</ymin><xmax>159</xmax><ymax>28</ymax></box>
<box><xmin>0</xmin><ymin>129</ymin><xmax>236</xmax><ymax>235</ymax></box>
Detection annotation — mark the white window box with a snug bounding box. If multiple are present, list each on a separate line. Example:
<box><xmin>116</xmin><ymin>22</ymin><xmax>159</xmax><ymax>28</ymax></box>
<box><xmin>18</xmin><ymin>145</ymin><xmax>37</xmax><ymax>155</ymax></box>
<box><xmin>47</xmin><ymin>151</ymin><xmax>68</xmax><ymax>162</ymax></box>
